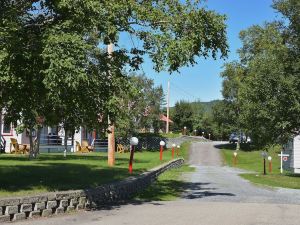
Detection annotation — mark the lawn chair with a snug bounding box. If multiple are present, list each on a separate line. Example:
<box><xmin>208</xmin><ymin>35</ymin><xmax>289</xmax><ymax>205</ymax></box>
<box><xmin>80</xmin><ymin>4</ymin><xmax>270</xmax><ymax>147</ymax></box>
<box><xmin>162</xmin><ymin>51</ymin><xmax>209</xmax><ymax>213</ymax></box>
<box><xmin>117</xmin><ymin>144</ymin><xmax>129</xmax><ymax>153</ymax></box>
<box><xmin>10</xmin><ymin>138</ymin><xmax>30</xmax><ymax>154</ymax></box>
<box><xmin>76</xmin><ymin>141</ymin><xmax>91</xmax><ymax>153</ymax></box>
<box><xmin>117</xmin><ymin>144</ymin><xmax>125</xmax><ymax>153</ymax></box>
<box><xmin>82</xmin><ymin>140</ymin><xmax>94</xmax><ymax>152</ymax></box>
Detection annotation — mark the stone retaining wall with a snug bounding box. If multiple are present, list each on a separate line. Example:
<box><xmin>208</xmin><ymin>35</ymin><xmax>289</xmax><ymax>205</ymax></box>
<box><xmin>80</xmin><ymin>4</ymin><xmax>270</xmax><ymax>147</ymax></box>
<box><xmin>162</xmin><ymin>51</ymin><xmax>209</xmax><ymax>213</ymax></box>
<box><xmin>0</xmin><ymin>158</ymin><xmax>184</xmax><ymax>223</ymax></box>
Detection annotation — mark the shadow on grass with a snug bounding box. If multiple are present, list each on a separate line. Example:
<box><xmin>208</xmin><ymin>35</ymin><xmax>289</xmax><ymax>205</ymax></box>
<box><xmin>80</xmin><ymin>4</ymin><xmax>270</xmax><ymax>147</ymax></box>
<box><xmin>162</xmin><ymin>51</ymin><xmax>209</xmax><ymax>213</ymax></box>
<box><xmin>0</xmin><ymin>154</ymin><xmax>145</xmax><ymax>163</ymax></box>
<box><xmin>0</xmin><ymin>163</ymin><xmax>147</xmax><ymax>194</ymax></box>
<box><xmin>285</xmin><ymin>173</ymin><xmax>300</xmax><ymax>178</ymax></box>
<box><xmin>214</xmin><ymin>143</ymin><xmax>256</xmax><ymax>152</ymax></box>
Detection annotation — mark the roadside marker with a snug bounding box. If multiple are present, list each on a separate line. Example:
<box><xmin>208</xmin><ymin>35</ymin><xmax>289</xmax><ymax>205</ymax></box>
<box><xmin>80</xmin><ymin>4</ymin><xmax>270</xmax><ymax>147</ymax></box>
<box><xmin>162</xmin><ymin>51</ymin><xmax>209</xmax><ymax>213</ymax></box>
<box><xmin>278</xmin><ymin>151</ymin><xmax>290</xmax><ymax>174</ymax></box>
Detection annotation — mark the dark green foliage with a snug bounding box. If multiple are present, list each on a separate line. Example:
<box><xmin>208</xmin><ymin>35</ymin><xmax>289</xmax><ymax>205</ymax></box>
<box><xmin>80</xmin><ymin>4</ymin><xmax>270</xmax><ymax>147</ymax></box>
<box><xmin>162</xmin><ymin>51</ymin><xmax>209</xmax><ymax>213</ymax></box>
<box><xmin>172</xmin><ymin>101</ymin><xmax>194</xmax><ymax>132</ymax></box>
<box><xmin>0</xmin><ymin>0</ymin><xmax>228</xmax><ymax>157</ymax></box>
<box><xmin>218</xmin><ymin>0</ymin><xmax>300</xmax><ymax>147</ymax></box>
<box><xmin>115</xmin><ymin>74</ymin><xmax>165</xmax><ymax>137</ymax></box>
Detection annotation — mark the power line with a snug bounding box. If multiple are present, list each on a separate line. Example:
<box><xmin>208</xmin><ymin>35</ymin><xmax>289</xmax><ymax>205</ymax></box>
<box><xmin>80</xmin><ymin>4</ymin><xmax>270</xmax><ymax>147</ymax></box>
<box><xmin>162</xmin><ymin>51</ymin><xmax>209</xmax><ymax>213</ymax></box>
<box><xmin>170</xmin><ymin>81</ymin><xmax>198</xmax><ymax>101</ymax></box>
<box><xmin>128</xmin><ymin>33</ymin><xmax>198</xmax><ymax>102</ymax></box>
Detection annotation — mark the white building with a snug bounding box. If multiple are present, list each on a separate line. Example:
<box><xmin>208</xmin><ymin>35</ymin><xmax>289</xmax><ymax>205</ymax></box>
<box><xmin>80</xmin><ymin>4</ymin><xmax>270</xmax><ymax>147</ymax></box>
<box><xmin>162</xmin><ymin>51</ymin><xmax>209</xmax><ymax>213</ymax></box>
<box><xmin>283</xmin><ymin>135</ymin><xmax>300</xmax><ymax>174</ymax></box>
<box><xmin>0</xmin><ymin>112</ymin><xmax>107</xmax><ymax>153</ymax></box>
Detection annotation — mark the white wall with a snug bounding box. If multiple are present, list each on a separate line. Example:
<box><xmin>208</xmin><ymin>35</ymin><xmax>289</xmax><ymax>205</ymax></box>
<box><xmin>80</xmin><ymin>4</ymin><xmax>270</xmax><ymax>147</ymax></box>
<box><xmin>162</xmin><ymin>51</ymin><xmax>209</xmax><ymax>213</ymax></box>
<box><xmin>293</xmin><ymin>135</ymin><xmax>300</xmax><ymax>172</ymax></box>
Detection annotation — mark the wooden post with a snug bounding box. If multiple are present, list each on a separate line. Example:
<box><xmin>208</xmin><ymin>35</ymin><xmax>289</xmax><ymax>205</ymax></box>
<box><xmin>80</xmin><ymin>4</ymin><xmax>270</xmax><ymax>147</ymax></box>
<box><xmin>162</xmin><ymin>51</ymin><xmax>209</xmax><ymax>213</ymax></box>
<box><xmin>172</xmin><ymin>146</ymin><xmax>175</xmax><ymax>159</ymax></box>
<box><xmin>129</xmin><ymin>145</ymin><xmax>135</xmax><ymax>173</ymax></box>
<box><xmin>166</xmin><ymin>80</ymin><xmax>170</xmax><ymax>133</ymax></box>
<box><xmin>107</xmin><ymin>43</ymin><xmax>115</xmax><ymax>167</ymax></box>
<box><xmin>233</xmin><ymin>152</ymin><xmax>237</xmax><ymax>166</ymax></box>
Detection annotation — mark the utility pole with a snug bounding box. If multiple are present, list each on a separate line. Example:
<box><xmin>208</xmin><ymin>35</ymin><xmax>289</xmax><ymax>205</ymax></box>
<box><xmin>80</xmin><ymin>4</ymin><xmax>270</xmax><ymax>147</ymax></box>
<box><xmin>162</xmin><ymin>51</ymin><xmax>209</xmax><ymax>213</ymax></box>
<box><xmin>166</xmin><ymin>80</ymin><xmax>170</xmax><ymax>133</ymax></box>
<box><xmin>107</xmin><ymin>43</ymin><xmax>115</xmax><ymax>167</ymax></box>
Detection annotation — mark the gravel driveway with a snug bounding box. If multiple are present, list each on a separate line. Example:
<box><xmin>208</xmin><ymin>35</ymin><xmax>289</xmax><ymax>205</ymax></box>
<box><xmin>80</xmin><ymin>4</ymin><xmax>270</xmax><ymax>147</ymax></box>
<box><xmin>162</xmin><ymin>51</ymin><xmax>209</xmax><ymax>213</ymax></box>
<box><xmin>181</xmin><ymin>142</ymin><xmax>300</xmax><ymax>204</ymax></box>
<box><xmin>9</xmin><ymin>141</ymin><xmax>300</xmax><ymax>225</ymax></box>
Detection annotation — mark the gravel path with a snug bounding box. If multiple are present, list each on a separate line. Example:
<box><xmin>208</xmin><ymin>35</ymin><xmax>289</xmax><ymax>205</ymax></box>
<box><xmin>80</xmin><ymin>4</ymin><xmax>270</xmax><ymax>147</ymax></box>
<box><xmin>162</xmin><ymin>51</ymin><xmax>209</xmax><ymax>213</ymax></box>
<box><xmin>181</xmin><ymin>142</ymin><xmax>300</xmax><ymax>204</ymax></box>
<box><xmin>9</xmin><ymin>141</ymin><xmax>300</xmax><ymax>225</ymax></box>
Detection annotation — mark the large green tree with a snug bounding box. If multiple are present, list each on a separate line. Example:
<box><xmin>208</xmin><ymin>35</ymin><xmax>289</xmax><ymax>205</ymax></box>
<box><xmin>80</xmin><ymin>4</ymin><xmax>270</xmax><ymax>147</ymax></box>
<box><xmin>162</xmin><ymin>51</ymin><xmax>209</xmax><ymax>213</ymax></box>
<box><xmin>218</xmin><ymin>0</ymin><xmax>300</xmax><ymax>147</ymax></box>
<box><xmin>1</xmin><ymin>0</ymin><xmax>228</xmax><ymax>157</ymax></box>
<box><xmin>239</xmin><ymin>22</ymin><xmax>300</xmax><ymax>147</ymax></box>
<box><xmin>115</xmin><ymin>74</ymin><xmax>165</xmax><ymax>137</ymax></box>
<box><xmin>172</xmin><ymin>100</ymin><xmax>194</xmax><ymax>132</ymax></box>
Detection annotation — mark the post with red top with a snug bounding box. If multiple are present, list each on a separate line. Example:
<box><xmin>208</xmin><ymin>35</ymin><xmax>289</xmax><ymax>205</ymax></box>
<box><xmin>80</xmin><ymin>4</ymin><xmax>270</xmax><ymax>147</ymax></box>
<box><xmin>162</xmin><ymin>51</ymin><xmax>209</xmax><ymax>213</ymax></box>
<box><xmin>233</xmin><ymin>151</ymin><xmax>237</xmax><ymax>166</ymax></box>
<box><xmin>160</xmin><ymin>140</ymin><xmax>166</xmax><ymax>161</ymax></box>
<box><xmin>129</xmin><ymin>137</ymin><xmax>138</xmax><ymax>174</ymax></box>
<box><xmin>172</xmin><ymin>143</ymin><xmax>176</xmax><ymax>159</ymax></box>
<box><xmin>268</xmin><ymin>156</ymin><xmax>272</xmax><ymax>173</ymax></box>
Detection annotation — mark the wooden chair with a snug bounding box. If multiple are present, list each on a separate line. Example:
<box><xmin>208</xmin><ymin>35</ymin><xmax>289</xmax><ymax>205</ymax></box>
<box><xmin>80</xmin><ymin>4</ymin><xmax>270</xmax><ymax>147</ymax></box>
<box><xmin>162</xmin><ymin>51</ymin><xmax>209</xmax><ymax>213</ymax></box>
<box><xmin>82</xmin><ymin>140</ymin><xmax>94</xmax><ymax>152</ymax></box>
<box><xmin>117</xmin><ymin>144</ymin><xmax>129</xmax><ymax>153</ymax></box>
<box><xmin>10</xmin><ymin>138</ymin><xmax>30</xmax><ymax>154</ymax></box>
<box><xmin>76</xmin><ymin>141</ymin><xmax>91</xmax><ymax>153</ymax></box>
<box><xmin>117</xmin><ymin>144</ymin><xmax>125</xmax><ymax>153</ymax></box>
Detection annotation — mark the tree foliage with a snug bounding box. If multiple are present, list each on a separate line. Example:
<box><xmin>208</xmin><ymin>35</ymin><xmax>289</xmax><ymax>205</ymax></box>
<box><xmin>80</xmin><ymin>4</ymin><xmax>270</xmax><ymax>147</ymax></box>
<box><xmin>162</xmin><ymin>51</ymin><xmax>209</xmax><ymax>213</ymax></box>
<box><xmin>217</xmin><ymin>0</ymin><xmax>300</xmax><ymax>147</ymax></box>
<box><xmin>115</xmin><ymin>74</ymin><xmax>165</xmax><ymax>137</ymax></box>
<box><xmin>172</xmin><ymin>101</ymin><xmax>194</xmax><ymax>132</ymax></box>
<box><xmin>0</xmin><ymin>0</ymin><xmax>228</xmax><ymax>156</ymax></box>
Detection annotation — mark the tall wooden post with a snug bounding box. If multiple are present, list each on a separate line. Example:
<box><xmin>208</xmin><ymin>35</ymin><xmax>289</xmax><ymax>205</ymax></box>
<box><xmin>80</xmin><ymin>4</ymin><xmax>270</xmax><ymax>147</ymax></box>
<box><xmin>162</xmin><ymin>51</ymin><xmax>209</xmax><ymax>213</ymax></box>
<box><xmin>107</xmin><ymin>43</ymin><xmax>115</xmax><ymax>167</ymax></box>
<box><xmin>0</xmin><ymin>110</ymin><xmax>2</xmax><ymax>151</ymax></box>
<box><xmin>166</xmin><ymin>80</ymin><xmax>170</xmax><ymax>133</ymax></box>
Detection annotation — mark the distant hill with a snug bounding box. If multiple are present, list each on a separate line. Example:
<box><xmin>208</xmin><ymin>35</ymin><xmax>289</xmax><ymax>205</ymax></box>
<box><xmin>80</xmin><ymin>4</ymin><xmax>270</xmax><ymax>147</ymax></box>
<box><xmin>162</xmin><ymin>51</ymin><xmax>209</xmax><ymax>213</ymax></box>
<box><xmin>168</xmin><ymin>100</ymin><xmax>222</xmax><ymax>115</ymax></box>
<box><xmin>193</xmin><ymin>100</ymin><xmax>222</xmax><ymax>114</ymax></box>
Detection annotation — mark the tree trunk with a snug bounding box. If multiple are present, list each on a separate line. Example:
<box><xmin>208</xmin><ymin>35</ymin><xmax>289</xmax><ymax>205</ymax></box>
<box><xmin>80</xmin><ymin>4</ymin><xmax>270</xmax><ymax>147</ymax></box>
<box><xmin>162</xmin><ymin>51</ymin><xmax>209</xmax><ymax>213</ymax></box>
<box><xmin>29</xmin><ymin>127</ymin><xmax>35</xmax><ymax>159</ymax></box>
<box><xmin>35</xmin><ymin>126</ymin><xmax>42</xmax><ymax>156</ymax></box>
<box><xmin>64</xmin><ymin>125</ymin><xmax>68</xmax><ymax>154</ymax></box>
<box><xmin>71</xmin><ymin>129</ymin><xmax>75</xmax><ymax>152</ymax></box>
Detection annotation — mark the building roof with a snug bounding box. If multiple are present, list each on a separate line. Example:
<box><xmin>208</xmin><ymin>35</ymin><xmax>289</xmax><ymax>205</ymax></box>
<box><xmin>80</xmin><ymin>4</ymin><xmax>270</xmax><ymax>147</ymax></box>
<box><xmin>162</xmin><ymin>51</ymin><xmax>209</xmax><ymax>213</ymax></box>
<box><xmin>160</xmin><ymin>114</ymin><xmax>173</xmax><ymax>123</ymax></box>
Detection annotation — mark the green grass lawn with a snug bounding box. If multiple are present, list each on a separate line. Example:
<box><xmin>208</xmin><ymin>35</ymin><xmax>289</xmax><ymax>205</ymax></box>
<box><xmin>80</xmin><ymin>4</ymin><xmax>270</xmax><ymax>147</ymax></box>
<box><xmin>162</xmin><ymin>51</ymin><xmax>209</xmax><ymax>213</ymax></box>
<box><xmin>220</xmin><ymin>144</ymin><xmax>300</xmax><ymax>189</ymax></box>
<box><xmin>135</xmin><ymin>141</ymin><xmax>195</xmax><ymax>201</ymax></box>
<box><xmin>137</xmin><ymin>132</ymin><xmax>182</xmax><ymax>138</ymax></box>
<box><xmin>0</xmin><ymin>147</ymin><xmax>185</xmax><ymax>198</ymax></box>
<box><xmin>159</xmin><ymin>132</ymin><xmax>182</xmax><ymax>138</ymax></box>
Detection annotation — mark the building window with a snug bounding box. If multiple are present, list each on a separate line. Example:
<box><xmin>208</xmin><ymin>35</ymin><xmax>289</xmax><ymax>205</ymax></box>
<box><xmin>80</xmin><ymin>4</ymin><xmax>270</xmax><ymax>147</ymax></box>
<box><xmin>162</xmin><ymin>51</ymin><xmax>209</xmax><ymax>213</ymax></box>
<box><xmin>2</xmin><ymin>119</ymin><xmax>12</xmax><ymax>135</ymax></box>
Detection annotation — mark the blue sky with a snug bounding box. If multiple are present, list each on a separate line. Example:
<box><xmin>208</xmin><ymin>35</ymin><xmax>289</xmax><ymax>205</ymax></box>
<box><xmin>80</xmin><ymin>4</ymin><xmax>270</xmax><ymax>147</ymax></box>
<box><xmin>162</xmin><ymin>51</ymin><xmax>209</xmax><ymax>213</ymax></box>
<box><xmin>121</xmin><ymin>0</ymin><xmax>280</xmax><ymax>106</ymax></box>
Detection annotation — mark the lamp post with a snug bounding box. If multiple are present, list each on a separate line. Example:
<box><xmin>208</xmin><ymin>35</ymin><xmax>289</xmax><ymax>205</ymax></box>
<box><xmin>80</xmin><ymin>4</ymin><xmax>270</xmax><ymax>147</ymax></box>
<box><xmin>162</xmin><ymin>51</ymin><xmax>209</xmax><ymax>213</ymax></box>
<box><xmin>183</xmin><ymin>126</ymin><xmax>187</xmax><ymax>135</ymax></box>
<box><xmin>202</xmin><ymin>131</ymin><xmax>204</xmax><ymax>137</ymax></box>
<box><xmin>268</xmin><ymin>156</ymin><xmax>272</xmax><ymax>173</ymax></box>
<box><xmin>236</xmin><ymin>139</ymin><xmax>240</xmax><ymax>151</ymax></box>
<box><xmin>160</xmin><ymin>140</ymin><xmax>166</xmax><ymax>161</ymax></box>
<box><xmin>233</xmin><ymin>151</ymin><xmax>237</xmax><ymax>166</ymax></box>
<box><xmin>172</xmin><ymin>143</ymin><xmax>176</xmax><ymax>159</ymax></box>
<box><xmin>177</xmin><ymin>145</ymin><xmax>180</xmax><ymax>156</ymax></box>
<box><xmin>209</xmin><ymin>133</ymin><xmax>211</xmax><ymax>140</ymax></box>
<box><xmin>129</xmin><ymin>137</ymin><xmax>139</xmax><ymax>174</ymax></box>
<box><xmin>194</xmin><ymin>130</ymin><xmax>197</xmax><ymax>136</ymax></box>
<box><xmin>261</xmin><ymin>151</ymin><xmax>268</xmax><ymax>175</ymax></box>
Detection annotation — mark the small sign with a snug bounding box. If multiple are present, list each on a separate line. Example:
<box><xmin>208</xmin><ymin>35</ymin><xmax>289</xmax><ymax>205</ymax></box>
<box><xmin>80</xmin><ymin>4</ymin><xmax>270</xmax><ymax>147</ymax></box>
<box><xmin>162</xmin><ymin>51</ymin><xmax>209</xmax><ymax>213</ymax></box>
<box><xmin>278</xmin><ymin>151</ymin><xmax>290</xmax><ymax>173</ymax></box>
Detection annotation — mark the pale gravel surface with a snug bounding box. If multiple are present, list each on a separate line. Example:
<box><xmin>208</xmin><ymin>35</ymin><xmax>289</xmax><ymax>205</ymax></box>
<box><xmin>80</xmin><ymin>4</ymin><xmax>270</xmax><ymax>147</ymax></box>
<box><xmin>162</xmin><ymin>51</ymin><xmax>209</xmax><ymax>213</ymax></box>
<box><xmin>9</xmin><ymin>141</ymin><xmax>300</xmax><ymax>225</ymax></box>
<box><xmin>182</xmin><ymin>142</ymin><xmax>300</xmax><ymax>204</ymax></box>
